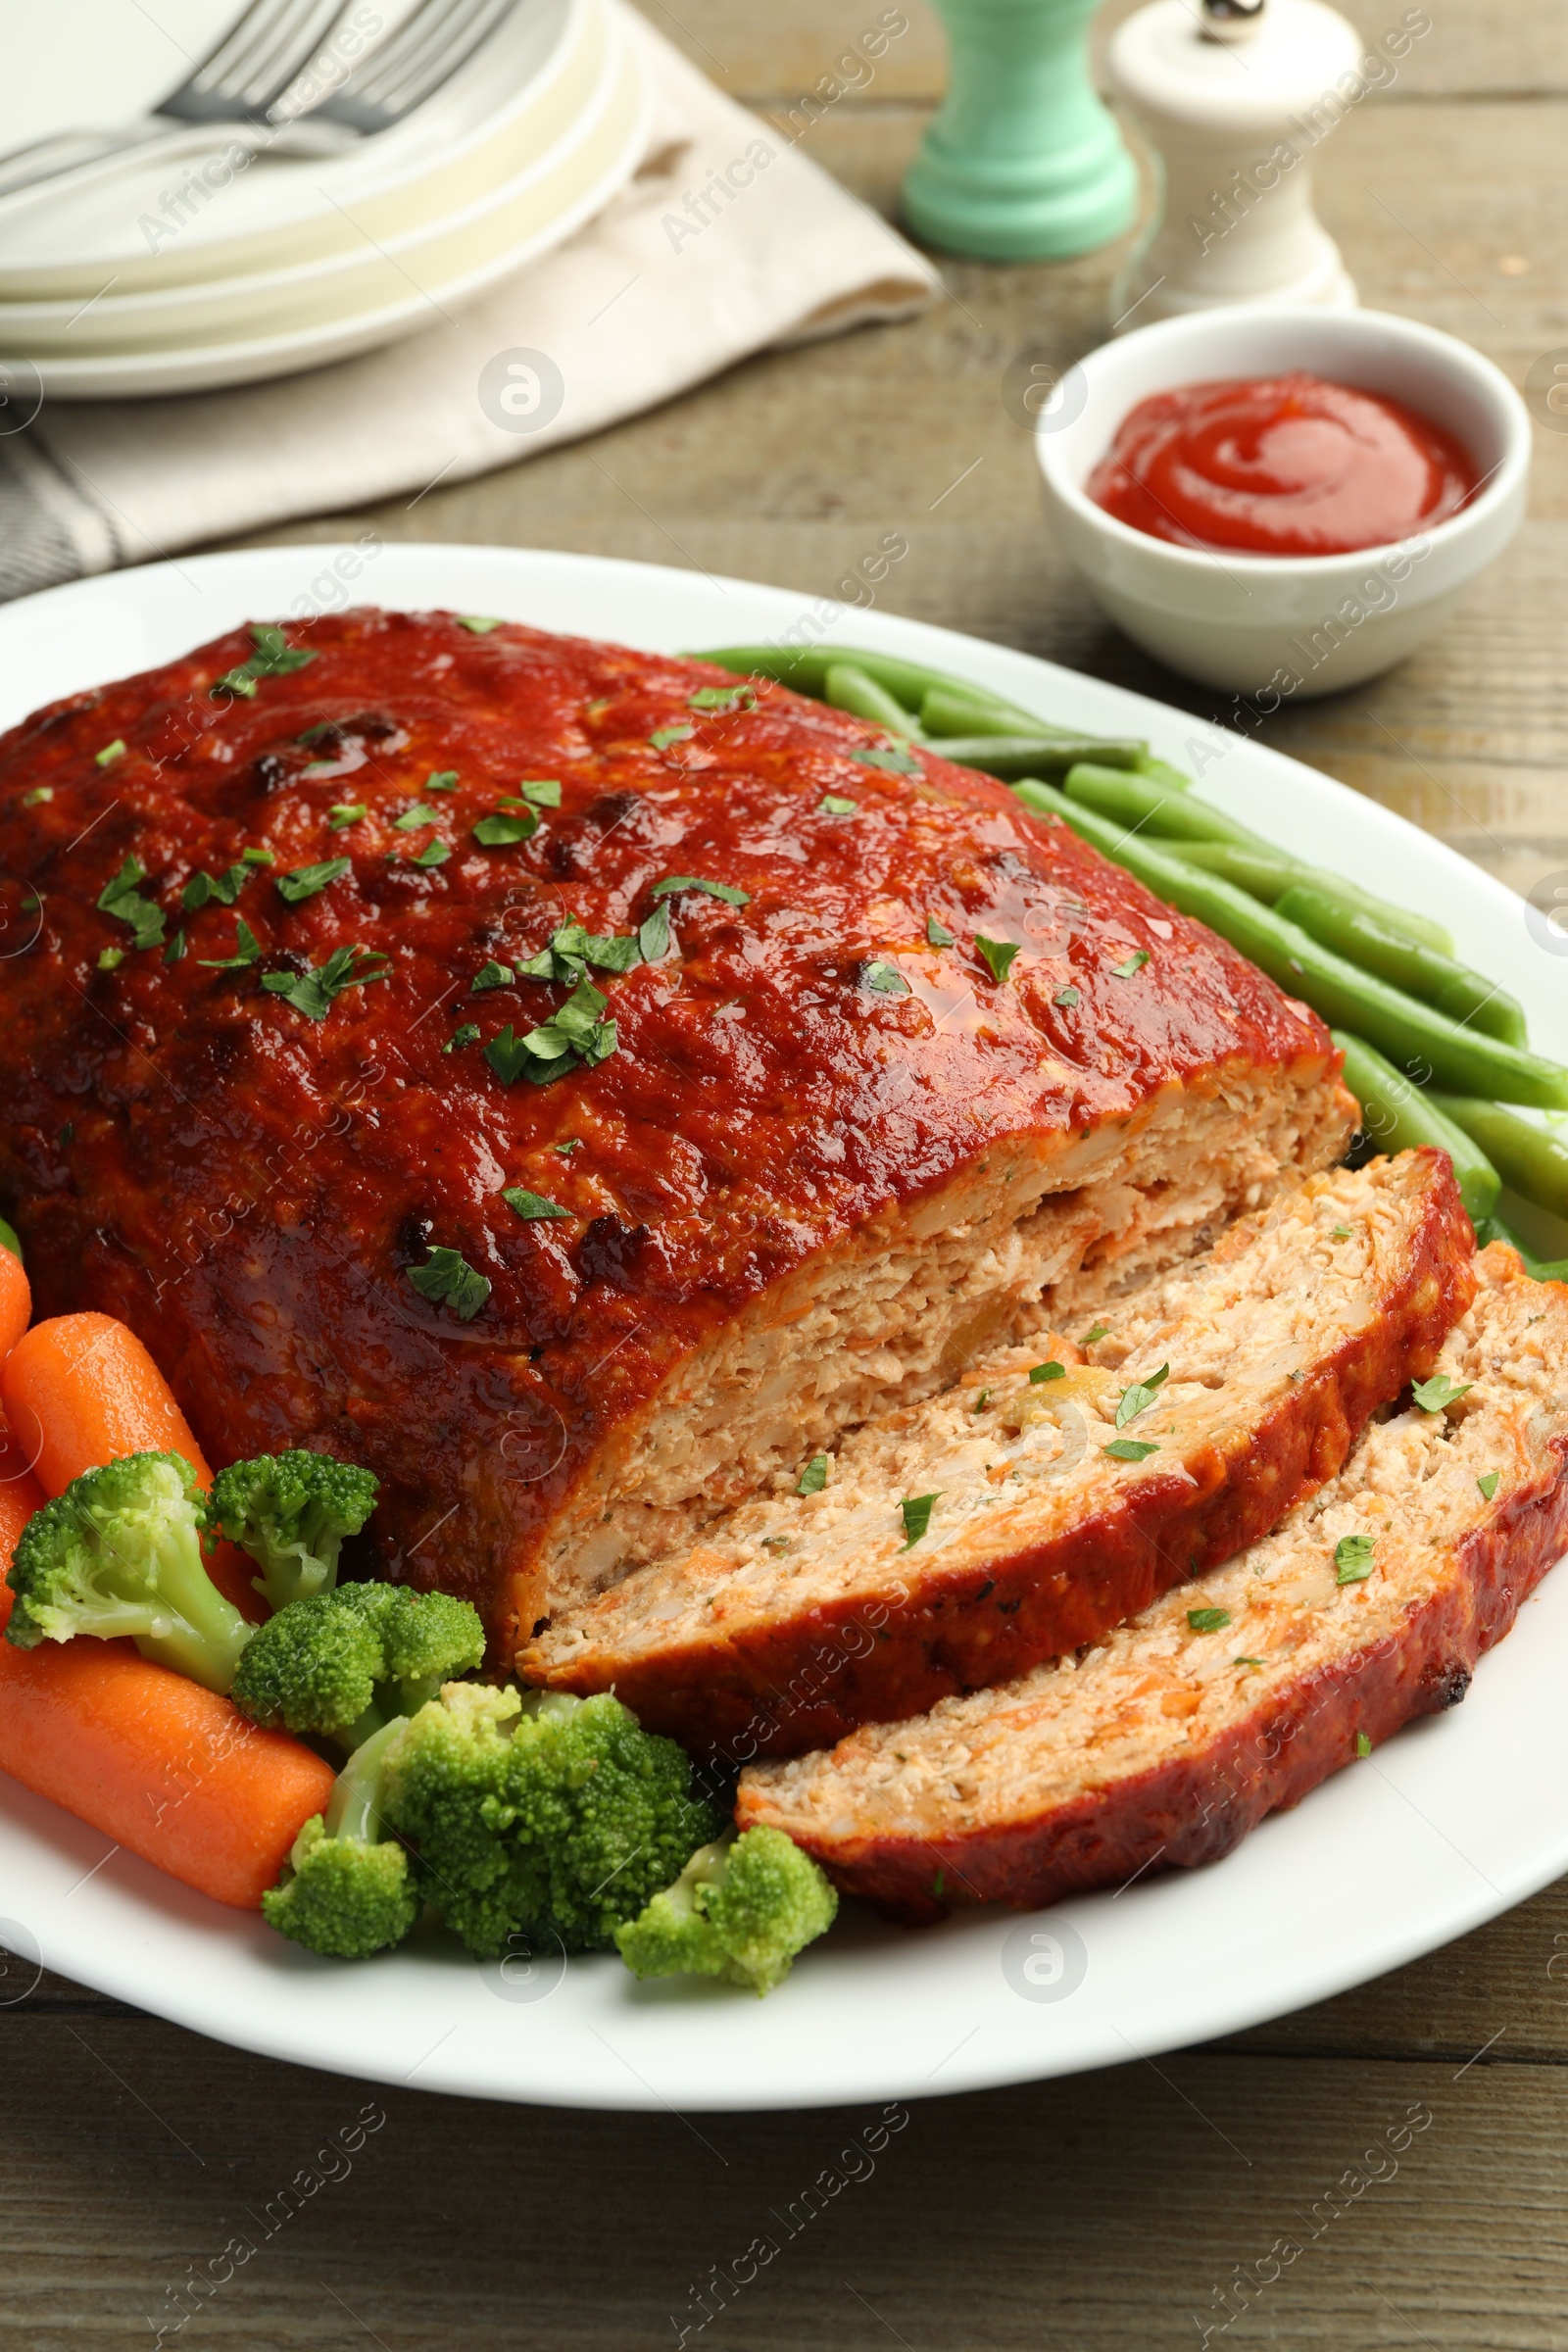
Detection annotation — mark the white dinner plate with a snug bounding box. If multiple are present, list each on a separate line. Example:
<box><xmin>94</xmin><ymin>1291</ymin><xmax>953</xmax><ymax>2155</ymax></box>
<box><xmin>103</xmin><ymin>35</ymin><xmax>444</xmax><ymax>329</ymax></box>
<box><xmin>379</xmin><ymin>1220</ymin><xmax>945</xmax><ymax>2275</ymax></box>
<box><xmin>0</xmin><ymin>541</ymin><xmax>1563</xmax><ymax>2113</ymax></box>
<box><xmin>12</xmin><ymin>12</ymin><xmax>649</xmax><ymax>397</ymax></box>
<box><xmin>0</xmin><ymin>0</ymin><xmax>592</xmax><ymax>296</ymax></box>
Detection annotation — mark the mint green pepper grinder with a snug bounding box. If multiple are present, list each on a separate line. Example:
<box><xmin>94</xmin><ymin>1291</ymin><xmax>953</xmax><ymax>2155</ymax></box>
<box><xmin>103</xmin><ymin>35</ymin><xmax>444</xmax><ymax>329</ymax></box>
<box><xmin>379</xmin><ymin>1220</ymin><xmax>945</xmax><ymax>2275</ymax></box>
<box><xmin>903</xmin><ymin>0</ymin><xmax>1138</xmax><ymax>261</ymax></box>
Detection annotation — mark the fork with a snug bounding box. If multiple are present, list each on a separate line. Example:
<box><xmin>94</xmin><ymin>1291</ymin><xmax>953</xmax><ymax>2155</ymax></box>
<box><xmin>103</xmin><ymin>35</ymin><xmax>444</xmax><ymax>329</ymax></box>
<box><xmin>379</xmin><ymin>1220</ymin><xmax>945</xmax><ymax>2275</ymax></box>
<box><xmin>0</xmin><ymin>0</ymin><xmax>521</xmax><ymax>206</ymax></box>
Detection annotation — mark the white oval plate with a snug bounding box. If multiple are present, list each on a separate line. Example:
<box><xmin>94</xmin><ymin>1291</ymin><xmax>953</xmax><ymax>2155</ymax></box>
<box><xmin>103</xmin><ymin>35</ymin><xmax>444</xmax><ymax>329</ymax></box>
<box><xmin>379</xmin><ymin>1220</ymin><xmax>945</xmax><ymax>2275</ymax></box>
<box><xmin>0</xmin><ymin>542</ymin><xmax>1562</xmax><ymax>2113</ymax></box>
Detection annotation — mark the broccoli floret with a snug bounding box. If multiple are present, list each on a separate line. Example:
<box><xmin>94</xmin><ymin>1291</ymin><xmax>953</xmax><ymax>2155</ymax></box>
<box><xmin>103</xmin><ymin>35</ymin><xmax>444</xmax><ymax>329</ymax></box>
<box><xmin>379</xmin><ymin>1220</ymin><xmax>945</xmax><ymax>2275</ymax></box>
<box><xmin>262</xmin><ymin>1715</ymin><xmax>419</xmax><ymax>1960</ymax></box>
<box><xmin>230</xmin><ymin>1581</ymin><xmax>484</xmax><ymax>1749</ymax></box>
<box><xmin>206</xmin><ymin>1447</ymin><xmax>378</xmax><ymax>1611</ymax></box>
<box><xmin>5</xmin><ymin>1449</ymin><xmax>252</xmax><ymax>1693</ymax></box>
<box><xmin>382</xmin><ymin>1685</ymin><xmax>725</xmax><ymax>1959</ymax></box>
<box><xmin>616</xmin><ymin>1827</ymin><xmax>838</xmax><ymax>1995</ymax></box>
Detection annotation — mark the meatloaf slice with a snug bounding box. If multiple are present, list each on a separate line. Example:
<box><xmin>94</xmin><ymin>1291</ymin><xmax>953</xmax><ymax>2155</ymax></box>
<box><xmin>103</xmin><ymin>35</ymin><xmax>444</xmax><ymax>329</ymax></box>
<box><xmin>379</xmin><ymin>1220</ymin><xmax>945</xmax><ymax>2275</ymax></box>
<box><xmin>0</xmin><ymin>609</ymin><xmax>1352</xmax><ymax>1655</ymax></box>
<box><xmin>737</xmin><ymin>1245</ymin><xmax>1568</xmax><ymax>1918</ymax></box>
<box><xmin>525</xmin><ymin>1151</ymin><xmax>1474</xmax><ymax>1753</ymax></box>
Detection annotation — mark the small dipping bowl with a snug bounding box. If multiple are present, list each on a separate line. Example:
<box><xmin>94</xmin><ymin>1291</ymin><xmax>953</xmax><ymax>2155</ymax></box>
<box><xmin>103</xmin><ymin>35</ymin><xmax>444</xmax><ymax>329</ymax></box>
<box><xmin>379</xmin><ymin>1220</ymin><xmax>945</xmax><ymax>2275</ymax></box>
<box><xmin>1035</xmin><ymin>305</ymin><xmax>1530</xmax><ymax>698</ymax></box>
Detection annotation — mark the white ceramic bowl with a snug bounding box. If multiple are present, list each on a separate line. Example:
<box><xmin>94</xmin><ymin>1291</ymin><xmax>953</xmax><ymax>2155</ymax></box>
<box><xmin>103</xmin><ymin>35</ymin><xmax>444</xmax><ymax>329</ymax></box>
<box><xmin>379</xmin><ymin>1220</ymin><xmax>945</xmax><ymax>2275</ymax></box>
<box><xmin>1035</xmin><ymin>305</ymin><xmax>1531</xmax><ymax>700</ymax></box>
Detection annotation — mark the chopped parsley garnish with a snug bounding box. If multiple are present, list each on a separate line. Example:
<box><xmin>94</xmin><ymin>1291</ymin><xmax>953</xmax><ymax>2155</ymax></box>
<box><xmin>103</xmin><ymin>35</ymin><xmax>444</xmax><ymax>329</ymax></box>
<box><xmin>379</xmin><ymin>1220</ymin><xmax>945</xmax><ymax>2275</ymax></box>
<box><xmin>852</xmin><ymin>743</ymin><xmax>919</xmax><ymax>777</ymax></box>
<box><xmin>861</xmin><ymin>960</ymin><xmax>909</xmax><ymax>997</ymax></box>
<box><xmin>97</xmin><ymin>946</ymin><xmax>123</xmax><ymax>972</ymax></box>
<box><xmin>328</xmin><ymin>804</ymin><xmax>368</xmax><ymax>830</ymax></box>
<box><xmin>689</xmin><ymin>683</ymin><xmax>757</xmax><ymax>713</ymax></box>
<box><xmin>973</xmin><ymin>1390</ymin><xmax>991</xmax><ymax>1413</ymax></box>
<box><xmin>276</xmin><ymin>857</ymin><xmax>351</xmax><ymax>906</ymax></box>
<box><xmin>394</xmin><ymin>804</ymin><xmax>444</xmax><ymax>832</ymax></box>
<box><xmin>926</xmin><ymin>914</ymin><xmax>956</xmax><ymax>948</ymax></box>
<box><xmin>407</xmin><ymin>1246</ymin><xmax>491</xmax><ymax>1319</ymax></box>
<box><xmin>425</xmin><ymin>770</ymin><xmax>459</xmax><ymax>792</ymax></box>
<box><xmin>22</xmin><ymin>786</ymin><xmax>52</xmax><ymax>807</ymax></box>
<box><xmin>458</xmin><ymin>615</ymin><xmax>504</xmax><ymax>634</ymax></box>
<box><xmin>471</xmin><ymin>960</ymin><xmax>515</xmax><ymax>992</ymax></box>
<box><xmin>95</xmin><ymin>740</ymin><xmax>125</xmax><ymax>767</ymax></box>
<box><xmin>1029</xmin><ymin>1361</ymin><xmax>1066</xmax><ymax>1384</ymax></box>
<box><xmin>213</xmin><ymin>624</ymin><xmax>315</xmax><ymax>698</ymax></box>
<box><xmin>1334</xmin><ymin>1533</ymin><xmax>1375</xmax><ymax>1584</ymax></box>
<box><xmin>1110</xmin><ymin>951</ymin><xmax>1151</xmax><ymax>979</ymax></box>
<box><xmin>164</xmin><ymin>929</ymin><xmax>185</xmax><ymax>964</ymax></box>
<box><xmin>1054</xmin><ymin>986</ymin><xmax>1081</xmax><ymax>1008</ymax></box>
<box><xmin>511</xmin><ymin>779</ymin><xmax>561</xmax><ymax>808</ymax></box>
<box><xmin>1234</xmin><ymin>1656</ymin><xmax>1264</xmax><ymax>1669</ymax></box>
<box><xmin>297</xmin><ymin>723</ymin><xmax>337</xmax><ymax>746</ymax></box>
<box><xmin>472</xmin><ymin>811</ymin><xmax>537</xmax><ymax>847</ymax></box>
<box><xmin>410</xmin><ymin>840</ymin><xmax>450</xmax><ymax>869</ymax></box>
<box><xmin>649</xmin><ymin>724</ymin><xmax>694</xmax><ymax>753</ymax></box>
<box><xmin>97</xmin><ymin>856</ymin><xmax>166</xmax><ymax>951</ymax></box>
<box><xmin>797</xmin><ymin>1455</ymin><xmax>829</xmax><ymax>1495</ymax></box>
<box><xmin>485</xmin><ymin>978</ymin><xmax>616</xmax><ymax>1087</ymax></box>
<box><xmin>818</xmin><ymin>795</ymin><xmax>858</xmax><ymax>816</ymax></box>
<box><xmin>900</xmin><ymin>1493</ymin><xmax>940</xmax><ymax>1548</ymax></box>
<box><xmin>521</xmin><ymin>921</ymin><xmax>644</xmax><ymax>986</ymax></box>
<box><xmin>1477</xmin><ymin>1471</ymin><xmax>1500</xmax><ymax>1501</ymax></box>
<box><xmin>1103</xmin><ymin>1438</ymin><xmax>1158</xmax><ymax>1462</ymax></box>
<box><xmin>182</xmin><ymin>864</ymin><xmax>251</xmax><ymax>912</ymax></box>
<box><xmin>554</xmin><ymin>1138</ymin><xmax>581</xmax><ymax>1154</ymax></box>
<box><xmin>1332</xmin><ymin>1225</ymin><xmax>1352</xmax><ymax>1240</ymax></box>
<box><xmin>975</xmin><ymin>936</ymin><xmax>1019</xmax><ymax>984</ymax></box>
<box><xmin>260</xmin><ymin>943</ymin><xmax>388</xmax><ymax>1017</ymax></box>
<box><xmin>1080</xmin><ymin>1322</ymin><xmax>1110</xmax><ymax>1347</ymax></box>
<box><xmin>502</xmin><ymin>1188</ymin><xmax>570</xmax><ymax>1221</ymax></box>
<box><xmin>1411</xmin><ymin>1373</ymin><xmax>1473</xmax><ymax>1413</ymax></box>
<box><xmin>1115</xmin><ymin>1363</ymin><xmax>1170</xmax><ymax>1428</ymax></box>
<box><xmin>638</xmin><ymin>904</ymin><xmax>670</xmax><ymax>963</ymax></box>
<box><xmin>443</xmin><ymin>1023</ymin><xmax>480</xmax><ymax>1054</ymax></box>
<box><xmin>1356</xmin><ymin>1732</ymin><xmax>1373</xmax><ymax>1758</ymax></box>
<box><xmin>198</xmin><ymin>917</ymin><xmax>262</xmax><ymax>970</ymax></box>
<box><xmin>1187</xmin><ymin>1607</ymin><xmax>1231</xmax><ymax>1633</ymax></box>
<box><xmin>651</xmin><ymin>875</ymin><xmax>750</xmax><ymax>907</ymax></box>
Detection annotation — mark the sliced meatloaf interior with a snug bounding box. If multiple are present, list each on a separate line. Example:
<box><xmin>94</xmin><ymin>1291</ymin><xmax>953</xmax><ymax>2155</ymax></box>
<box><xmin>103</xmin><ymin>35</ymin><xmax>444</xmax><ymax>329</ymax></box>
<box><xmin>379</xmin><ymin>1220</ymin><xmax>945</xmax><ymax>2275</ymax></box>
<box><xmin>525</xmin><ymin>1150</ymin><xmax>1475</xmax><ymax>1753</ymax></box>
<box><xmin>735</xmin><ymin>1245</ymin><xmax>1568</xmax><ymax>1919</ymax></box>
<box><xmin>539</xmin><ymin>1060</ymin><xmax>1355</xmax><ymax>1617</ymax></box>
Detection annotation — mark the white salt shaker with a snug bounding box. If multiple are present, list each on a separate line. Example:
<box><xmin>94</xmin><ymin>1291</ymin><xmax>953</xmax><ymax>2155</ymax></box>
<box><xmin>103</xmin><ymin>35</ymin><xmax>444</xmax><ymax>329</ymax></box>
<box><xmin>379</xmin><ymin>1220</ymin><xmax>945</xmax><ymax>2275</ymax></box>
<box><xmin>1106</xmin><ymin>0</ymin><xmax>1362</xmax><ymax>332</ymax></box>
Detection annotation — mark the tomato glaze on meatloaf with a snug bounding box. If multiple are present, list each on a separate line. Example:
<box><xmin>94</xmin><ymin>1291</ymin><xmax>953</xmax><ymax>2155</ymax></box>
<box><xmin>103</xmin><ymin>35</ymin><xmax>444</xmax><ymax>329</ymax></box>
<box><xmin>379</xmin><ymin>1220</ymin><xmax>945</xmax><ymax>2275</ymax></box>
<box><xmin>0</xmin><ymin>609</ymin><xmax>1353</xmax><ymax>1656</ymax></box>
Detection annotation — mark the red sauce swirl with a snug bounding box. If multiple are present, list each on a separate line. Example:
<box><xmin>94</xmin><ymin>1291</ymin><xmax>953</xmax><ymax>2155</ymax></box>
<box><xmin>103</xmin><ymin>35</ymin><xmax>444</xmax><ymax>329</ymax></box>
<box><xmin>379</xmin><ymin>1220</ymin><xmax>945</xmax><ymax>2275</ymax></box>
<box><xmin>1087</xmin><ymin>370</ymin><xmax>1477</xmax><ymax>557</ymax></box>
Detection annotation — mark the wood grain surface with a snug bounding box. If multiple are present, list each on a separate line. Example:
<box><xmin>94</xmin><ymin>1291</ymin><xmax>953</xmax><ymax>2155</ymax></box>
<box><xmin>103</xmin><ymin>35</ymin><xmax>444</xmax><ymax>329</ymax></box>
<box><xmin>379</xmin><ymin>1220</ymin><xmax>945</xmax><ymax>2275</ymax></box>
<box><xmin>7</xmin><ymin>3</ymin><xmax>1568</xmax><ymax>2344</ymax></box>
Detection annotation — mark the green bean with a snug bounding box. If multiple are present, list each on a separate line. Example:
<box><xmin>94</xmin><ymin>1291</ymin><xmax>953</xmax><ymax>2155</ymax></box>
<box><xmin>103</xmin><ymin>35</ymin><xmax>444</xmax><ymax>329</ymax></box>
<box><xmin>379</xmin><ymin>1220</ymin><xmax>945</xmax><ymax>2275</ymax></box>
<box><xmin>696</xmin><ymin>643</ymin><xmax>1010</xmax><ymax>725</ymax></box>
<box><xmin>939</xmin><ymin>734</ymin><xmax>1147</xmax><ymax>780</ymax></box>
<box><xmin>1333</xmin><ymin>1035</ymin><xmax>1499</xmax><ymax>1223</ymax></box>
<box><xmin>1278</xmin><ymin>883</ymin><xmax>1527</xmax><ymax>1049</ymax></box>
<box><xmin>1063</xmin><ymin>762</ymin><xmax>1256</xmax><ymax>847</ymax></box>
<box><xmin>0</xmin><ymin>1215</ymin><xmax>19</xmax><ymax>1260</ymax></box>
<box><xmin>1134</xmin><ymin>757</ymin><xmax>1194</xmax><ymax>794</ymax></box>
<box><xmin>1168</xmin><ymin>841</ymin><xmax>1457</xmax><ymax>954</ymax></box>
<box><xmin>823</xmin><ymin>662</ymin><xmax>923</xmax><ymax>739</ymax></box>
<box><xmin>1472</xmin><ymin>1214</ymin><xmax>1568</xmax><ymax>1284</ymax></box>
<box><xmin>1424</xmin><ymin>1094</ymin><xmax>1568</xmax><ymax>1220</ymax></box>
<box><xmin>1010</xmin><ymin>778</ymin><xmax>1568</xmax><ymax>1108</ymax></box>
<box><xmin>918</xmin><ymin>683</ymin><xmax>1076</xmax><ymax>741</ymax></box>
<box><xmin>694</xmin><ymin>643</ymin><xmax>1148</xmax><ymax>764</ymax></box>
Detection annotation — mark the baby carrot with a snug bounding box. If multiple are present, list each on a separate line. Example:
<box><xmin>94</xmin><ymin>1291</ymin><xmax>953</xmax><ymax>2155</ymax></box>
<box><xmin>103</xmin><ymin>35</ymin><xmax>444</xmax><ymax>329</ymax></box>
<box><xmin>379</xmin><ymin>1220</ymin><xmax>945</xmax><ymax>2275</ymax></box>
<box><xmin>0</xmin><ymin>1314</ymin><xmax>261</xmax><ymax>1618</ymax></box>
<box><xmin>0</xmin><ymin>1635</ymin><xmax>336</xmax><ymax>1909</ymax></box>
<box><xmin>0</xmin><ymin>1419</ymin><xmax>46</xmax><ymax>1584</ymax></box>
<box><xmin>0</xmin><ymin>1243</ymin><xmax>29</xmax><ymax>1365</ymax></box>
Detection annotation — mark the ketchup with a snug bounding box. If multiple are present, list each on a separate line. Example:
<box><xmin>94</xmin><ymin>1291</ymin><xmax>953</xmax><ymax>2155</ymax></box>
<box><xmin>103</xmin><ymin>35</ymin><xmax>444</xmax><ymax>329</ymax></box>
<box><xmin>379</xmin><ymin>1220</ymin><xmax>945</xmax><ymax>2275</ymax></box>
<box><xmin>1087</xmin><ymin>371</ymin><xmax>1477</xmax><ymax>557</ymax></box>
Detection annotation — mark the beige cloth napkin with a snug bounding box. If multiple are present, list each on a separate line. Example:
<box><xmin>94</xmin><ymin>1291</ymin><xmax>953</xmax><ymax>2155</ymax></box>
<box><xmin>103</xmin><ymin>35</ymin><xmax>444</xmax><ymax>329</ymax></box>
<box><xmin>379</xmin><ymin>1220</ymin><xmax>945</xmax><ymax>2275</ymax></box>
<box><xmin>0</xmin><ymin>5</ymin><xmax>940</xmax><ymax>600</ymax></box>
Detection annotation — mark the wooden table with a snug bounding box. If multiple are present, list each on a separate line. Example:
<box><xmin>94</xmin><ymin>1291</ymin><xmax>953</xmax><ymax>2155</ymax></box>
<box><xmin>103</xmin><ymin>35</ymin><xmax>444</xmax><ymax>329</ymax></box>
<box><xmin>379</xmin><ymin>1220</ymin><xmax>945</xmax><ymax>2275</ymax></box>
<box><xmin>7</xmin><ymin>4</ymin><xmax>1568</xmax><ymax>2343</ymax></box>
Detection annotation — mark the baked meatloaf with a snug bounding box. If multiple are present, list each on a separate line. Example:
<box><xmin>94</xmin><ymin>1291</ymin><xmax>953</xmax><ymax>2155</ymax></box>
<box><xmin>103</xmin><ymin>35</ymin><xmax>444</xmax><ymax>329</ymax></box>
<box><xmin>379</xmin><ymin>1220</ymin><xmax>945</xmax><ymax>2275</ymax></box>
<box><xmin>0</xmin><ymin>608</ymin><xmax>1352</xmax><ymax>1655</ymax></box>
<box><xmin>737</xmin><ymin>1246</ymin><xmax>1568</xmax><ymax>1918</ymax></box>
<box><xmin>524</xmin><ymin>1151</ymin><xmax>1475</xmax><ymax>1753</ymax></box>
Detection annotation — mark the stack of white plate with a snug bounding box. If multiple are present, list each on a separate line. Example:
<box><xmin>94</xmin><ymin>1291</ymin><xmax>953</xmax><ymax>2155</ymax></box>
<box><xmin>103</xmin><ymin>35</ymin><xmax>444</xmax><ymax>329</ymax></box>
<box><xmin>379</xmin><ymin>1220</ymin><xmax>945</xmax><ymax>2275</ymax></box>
<box><xmin>0</xmin><ymin>0</ymin><xmax>650</xmax><ymax>398</ymax></box>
